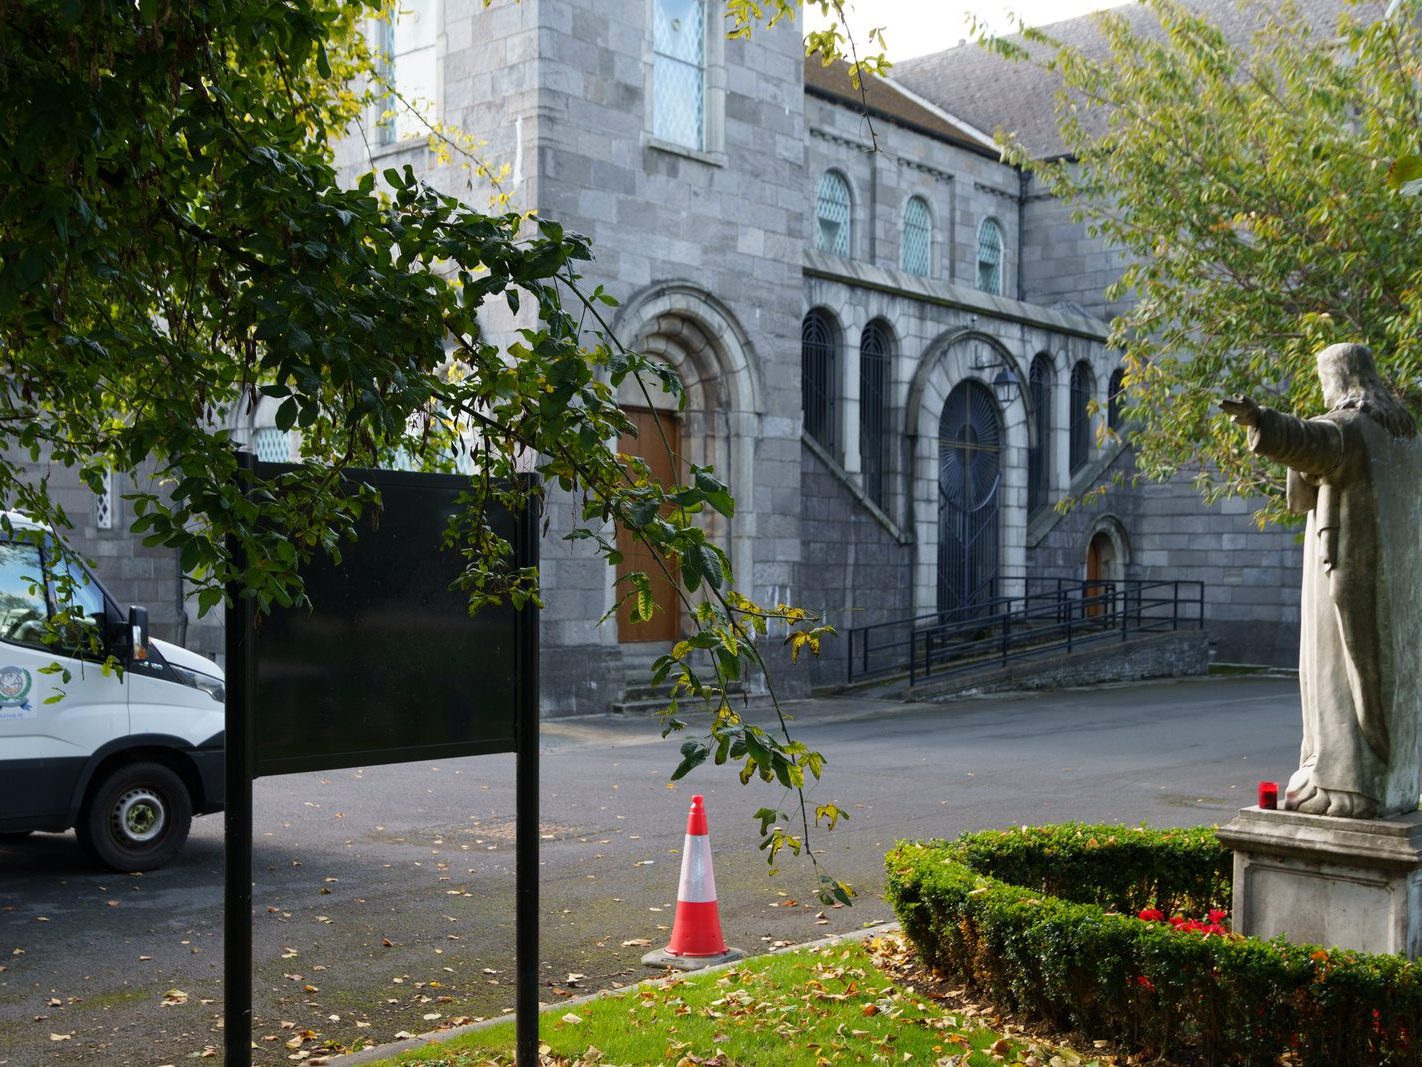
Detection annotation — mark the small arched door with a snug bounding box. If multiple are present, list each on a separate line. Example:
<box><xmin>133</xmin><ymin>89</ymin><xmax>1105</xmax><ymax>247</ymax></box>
<box><xmin>938</xmin><ymin>380</ymin><xmax>1002</xmax><ymax>615</ymax></box>
<box><xmin>1085</xmin><ymin>530</ymin><xmax>1116</xmax><ymax>618</ymax></box>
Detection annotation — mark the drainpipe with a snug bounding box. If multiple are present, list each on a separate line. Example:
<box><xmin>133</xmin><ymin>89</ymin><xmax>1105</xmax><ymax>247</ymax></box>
<box><xmin>1016</xmin><ymin>169</ymin><xmax>1028</xmax><ymax>301</ymax></box>
<box><xmin>868</xmin><ymin>149</ymin><xmax>879</xmax><ymax>263</ymax></box>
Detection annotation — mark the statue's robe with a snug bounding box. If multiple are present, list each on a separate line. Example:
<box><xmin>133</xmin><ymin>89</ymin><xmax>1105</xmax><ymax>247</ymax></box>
<box><xmin>1248</xmin><ymin>406</ymin><xmax>1422</xmax><ymax>816</ymax></box>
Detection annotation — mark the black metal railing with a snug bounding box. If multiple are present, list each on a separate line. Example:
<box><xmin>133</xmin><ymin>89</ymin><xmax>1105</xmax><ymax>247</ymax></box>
<box><xmin>845</xmin><ymin>578</ymin><xmax>1205</xmax><ymax>686</ymax></box>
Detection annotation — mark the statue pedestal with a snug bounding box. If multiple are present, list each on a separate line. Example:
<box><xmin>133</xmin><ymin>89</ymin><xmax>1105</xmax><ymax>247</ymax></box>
<box><xmin>1217</xmin><ymin>807</ymin><xmax>1422</xmax><ymax>959</ymax></box>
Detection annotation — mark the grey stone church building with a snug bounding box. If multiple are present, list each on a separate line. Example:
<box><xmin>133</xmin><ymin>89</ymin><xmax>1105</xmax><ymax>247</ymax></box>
<box><xmin>16</xmin><ymin>1</ymin><xmax>1330</xmax><ymax>713</ymax></box>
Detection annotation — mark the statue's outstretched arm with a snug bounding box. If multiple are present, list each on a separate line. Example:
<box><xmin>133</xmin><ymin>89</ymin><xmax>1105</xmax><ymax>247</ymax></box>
<box><xmin>1242</xmin><ymin>406</ymin><xmax>1343</xmax><ymax>477</ymax></box>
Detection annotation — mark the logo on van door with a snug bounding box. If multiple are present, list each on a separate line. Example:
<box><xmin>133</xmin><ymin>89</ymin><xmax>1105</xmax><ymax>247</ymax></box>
<box><xmin>0</xmin><ymin>665</ymin><xmax>33</xmax><ymax>715</ymax></box>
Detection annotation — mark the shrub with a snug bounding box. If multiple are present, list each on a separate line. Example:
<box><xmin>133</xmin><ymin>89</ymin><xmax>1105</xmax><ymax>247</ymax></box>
<box><xmin>886</xmin><ymin>824</ymin><xmax>1422</xmax><ymax>1066</ymax></box>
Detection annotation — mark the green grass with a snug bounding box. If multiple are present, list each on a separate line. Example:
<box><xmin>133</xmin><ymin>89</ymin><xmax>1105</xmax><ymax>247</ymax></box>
<box><xmin>377</xmin><ymin>938</ymin><xmax>1037</xmax><ymax>1065</ymax></box>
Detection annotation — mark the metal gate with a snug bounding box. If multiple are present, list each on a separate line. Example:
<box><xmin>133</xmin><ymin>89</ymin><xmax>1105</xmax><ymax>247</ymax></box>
<box><xmin>938</xmin><ymin>379</ymin><xmax>1002</xmax><ymax>615</ymax></box>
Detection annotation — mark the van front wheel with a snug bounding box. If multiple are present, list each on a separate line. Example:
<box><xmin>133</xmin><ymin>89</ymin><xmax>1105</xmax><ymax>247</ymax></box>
<box><xmin>77</xmin><ymin>762</ymin><xmax>193</xmax><ymax>871</ymax></box>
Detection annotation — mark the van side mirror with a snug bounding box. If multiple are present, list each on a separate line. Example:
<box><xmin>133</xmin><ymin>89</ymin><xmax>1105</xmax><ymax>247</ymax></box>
<box><xmin>128</xmin><ymin>605</ymin><xmax>149</xmax><ymax>662</ymax></box>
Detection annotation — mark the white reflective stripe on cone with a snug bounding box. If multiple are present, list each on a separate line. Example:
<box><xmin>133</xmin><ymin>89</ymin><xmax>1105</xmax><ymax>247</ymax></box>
<box><xmin>676</xmin><ymin>833</ymin><xmax>717</xmax><ymax>903</ymax></box>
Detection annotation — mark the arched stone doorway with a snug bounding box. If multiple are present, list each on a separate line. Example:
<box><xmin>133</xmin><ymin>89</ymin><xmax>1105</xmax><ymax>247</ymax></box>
<box><xmin>611</xmin><ymin>283</ymin><xmax>762</xmax><ymax>644</ymax></box>
<box><xmin>1083</xmin><ymin>517</ymin><xmax>1129</xmax><ymax>619</ymax></box>
<box><xmin>906</xmin><ymin>330</ymin><xmax>1029</xmax><ymax>618</ymax></box>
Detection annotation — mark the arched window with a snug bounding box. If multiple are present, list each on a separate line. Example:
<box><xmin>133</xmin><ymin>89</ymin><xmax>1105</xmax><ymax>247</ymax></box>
<box><xmin>801</xmin><ymin>309</ymin><xmax>838</xmax><ymax>451</ymax></box>
<box><xmin>1107</xmin><ymin>367</ymin><xmax>1126</xmax><ymax>430</ymax></box>
<box><xmin>859</xmin><ymin>320</ymin><xmax>892</xmax><ymax>507</ymax></box>
<box><xmin>939</xmin><ymin>380</ymin><xmax>1003</xmax><ymax>614</ymax></box>
<box><xmin>815</xmin><ymin>171</ymin><xmax>852</xmax><ymax>257</ymax></box>
<box><xmin>1069</xmin><ymin>360</ymin><xmax>1095</xmax><ymax>474</ymax></box>
<box><xmin>976</xmin><ymin>218</ymin><xmax>1004</xmax><ymax>295</ymax></box>
<box><xmin>1028</xmin><ymin>353</ymin><xmax>1053</xmax><ymax>513</ymax></box>
<box><xmin>901</xmin><ymin>197</ymin><xmax>931</xmax><ymax>276</ymax></box>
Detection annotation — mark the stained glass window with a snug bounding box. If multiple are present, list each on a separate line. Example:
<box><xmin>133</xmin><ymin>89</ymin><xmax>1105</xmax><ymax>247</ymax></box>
<box><xmin>901</xmin><ymin>197</ymin><xmax>931</xmax><ymax>276</ymax></box>
<box><xmin>652</xmin><ymin>0</ymin><xmax>706</xmax><ymax>150</ymax></box>
<box><xmin>253</xmin><ymin>427</ymin><xmax>292</xmax><ymax>463</ymax></box>
<box><xmin>376</xmin><ymin>0</ymin><xmax>438</xmax><ymax>146</ymax></box>
<box><xmin>976</xmin><ymin>218</ymin><xmax>1004</xmax><ymax>295</ymax></box>
<box><xmin>816</xmin><ymin>172</ymin><xmax>851</xmax><ymax>257</ymax></box>
<box><xmin>95</xmin><ymin>467</ymin><xmax>113</xmax><ymax>530</ymax></box>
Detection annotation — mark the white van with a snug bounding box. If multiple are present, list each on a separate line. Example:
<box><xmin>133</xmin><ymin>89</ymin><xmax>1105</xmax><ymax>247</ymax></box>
<box><xmin>0</xmin><ymin>513</ymin><xmax>225</xmax><ymax>870</ymax></box>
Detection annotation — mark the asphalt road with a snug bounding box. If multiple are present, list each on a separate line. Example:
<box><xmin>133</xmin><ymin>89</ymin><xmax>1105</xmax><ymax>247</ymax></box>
<box><xmin>0</xmin><ymin>675</ymin><xmax>1300</xmax><ymax>1065</ymax></box>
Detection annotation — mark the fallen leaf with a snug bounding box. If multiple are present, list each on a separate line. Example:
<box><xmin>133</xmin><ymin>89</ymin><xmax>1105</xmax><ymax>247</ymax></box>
<box><xmin>49</xmin><ymin>1033</ymin><xmax>71</xmax><ymax>1042</ymax></box>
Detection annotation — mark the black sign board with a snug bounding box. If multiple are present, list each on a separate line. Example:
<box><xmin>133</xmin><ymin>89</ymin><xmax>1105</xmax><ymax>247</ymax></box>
<box><xmin>249</xmin><ymin>466</ymin><xmax>521</xmax><ymax>776</ymax></box>
<box><xmin>224</xmin><ymin>461</ymin><xmax>540</xmax><ymax>1067</ymax></box>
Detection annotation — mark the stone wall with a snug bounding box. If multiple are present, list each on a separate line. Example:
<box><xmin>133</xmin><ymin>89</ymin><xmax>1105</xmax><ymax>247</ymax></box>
<box><xmin>1133</xmin><ymin>477</ymin><xmax>1301</xmax><ymax>667</ymax></box>
<box><xmin>1019</xmin><ymin>172</ymin><xmax>1134</xmax><ymax>321</ymax></box>
<box><xmin>795</xmin><ymin>440</ymin><xmax>914</xmax><ymax>689</ymax></box>
<box><xmin>913</xmin><ymin>630</ymin><xmax>1211</xmax><ymax>701</ymax></box>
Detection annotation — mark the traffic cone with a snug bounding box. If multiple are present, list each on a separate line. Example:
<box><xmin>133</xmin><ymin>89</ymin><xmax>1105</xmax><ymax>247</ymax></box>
<box><xmin>642</xmin><ymin>795</ymin><xmax>743</xmax><ymax>970</ymax></box>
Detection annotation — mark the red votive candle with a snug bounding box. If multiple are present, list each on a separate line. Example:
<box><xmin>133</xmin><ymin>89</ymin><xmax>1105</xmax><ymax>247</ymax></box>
<box><xmin>1258</xmin><ymin>781</ymin><xmax>1278</xmax><ymax>810</ymax></box>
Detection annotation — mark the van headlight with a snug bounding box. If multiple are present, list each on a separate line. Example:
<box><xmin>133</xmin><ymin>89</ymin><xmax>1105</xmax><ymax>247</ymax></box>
<box><xmin>169</xmin><ymin>664</ymin><xmax>226</xmax><ymax>703</ymax></box>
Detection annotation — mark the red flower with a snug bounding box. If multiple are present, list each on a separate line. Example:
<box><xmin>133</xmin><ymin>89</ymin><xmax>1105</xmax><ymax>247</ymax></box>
<box><xmin>1208</xmin><ymin>909</ymin><xmax>1228</xmax><ymax>924</ymax></box>
<box><xmin>1138</xmin><ymin>907</ymin><xmax>1164</xmax><ymax>922</ymax></box>
<box><xmin>1135</xmin><ymin>975</ymin><xmax>1156</xmax><ymax>991</ymax></box>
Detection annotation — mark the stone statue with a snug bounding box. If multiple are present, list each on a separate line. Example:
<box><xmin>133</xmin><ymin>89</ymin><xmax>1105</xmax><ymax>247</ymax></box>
<box><xmin>1222</xmin><ymin>342</ymin><xmax>1422</xmax><ymax>818</ymax></box>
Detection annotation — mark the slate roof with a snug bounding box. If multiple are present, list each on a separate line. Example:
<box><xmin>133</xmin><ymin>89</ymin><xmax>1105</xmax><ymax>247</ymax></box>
<box><xmin>889</xmin><ymin>0</ymin><xmax>1386</xmax><ymax>159</ymax></box>
<box><xmin>803</xmin><ymin>56</ymin><xmax>999</xmax><ymax>158</ymax></box>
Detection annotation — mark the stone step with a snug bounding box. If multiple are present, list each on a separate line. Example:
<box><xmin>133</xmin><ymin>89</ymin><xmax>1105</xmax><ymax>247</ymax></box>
<box><xmin>619</xmin><ymin>680</ymin><xmax>748</xmax><ymax>704</ymax></box>
<box><xmin>609</xmin><ymin>690</ymin><xmax>775</xmax><ymax>717</ymax></box>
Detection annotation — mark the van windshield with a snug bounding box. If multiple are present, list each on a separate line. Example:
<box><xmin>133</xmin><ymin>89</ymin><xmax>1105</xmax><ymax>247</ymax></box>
<box><xmin>0</xmin><ymin>540</ymin><xmax>48</xmax><ymax>645</ymax></box>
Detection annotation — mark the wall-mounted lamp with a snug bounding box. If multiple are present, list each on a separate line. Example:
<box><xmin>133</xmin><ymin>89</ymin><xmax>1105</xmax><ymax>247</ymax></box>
<box><xmin>972</xmin><ymin>357</ymin><xmax>1023</xmax><ymax>407</ymax></box>
<box><xmin>992</xmin><ymin>367</ymin><xmax>1020</xmax><ymax>406</ymax></box>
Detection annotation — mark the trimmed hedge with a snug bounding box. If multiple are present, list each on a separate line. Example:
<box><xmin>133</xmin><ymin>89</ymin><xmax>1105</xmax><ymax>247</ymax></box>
<box><xmin>886</xmin><ymin>825</ymin><xmax>1422</xmax><ymax>1066</ymax></box>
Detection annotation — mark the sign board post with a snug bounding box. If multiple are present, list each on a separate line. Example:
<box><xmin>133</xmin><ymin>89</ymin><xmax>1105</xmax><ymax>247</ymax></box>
<box><xmin>223</xmin><ymin>459</ymin><xmax>540</xmax><ymax>1066</ymax></box>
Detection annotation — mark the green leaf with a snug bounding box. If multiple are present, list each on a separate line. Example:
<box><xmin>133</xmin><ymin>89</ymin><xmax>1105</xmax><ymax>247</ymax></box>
<box><xmin>693</xmin><ymin>467</ymin><xmax>735</xmax><ymax>517</ymax></box>
<box><xmin>695</xmin><ymin>545</ymin><xmax>723</xmax><ymax>590</ymax></box>
<box><xmin>670</xmin><ymin>741</ymin><xmax>708</xmax><ymax>781</ymax></box>
<box><xmin>752</xmin><ymin>807</ymin><xmax>782</xmax><ymax>836</ymax></box>
<box><xmin>1388</xmin><ymin>154</ymin><xmax>1422</xmax><ymax>194</ymax></box>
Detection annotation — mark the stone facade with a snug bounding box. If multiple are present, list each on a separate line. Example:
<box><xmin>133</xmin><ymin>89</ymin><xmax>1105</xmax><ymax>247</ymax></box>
<box><xmin>3</xmin><ymin>2</ymin><xmax>1311</xmax><ymax>710</ymax></box>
